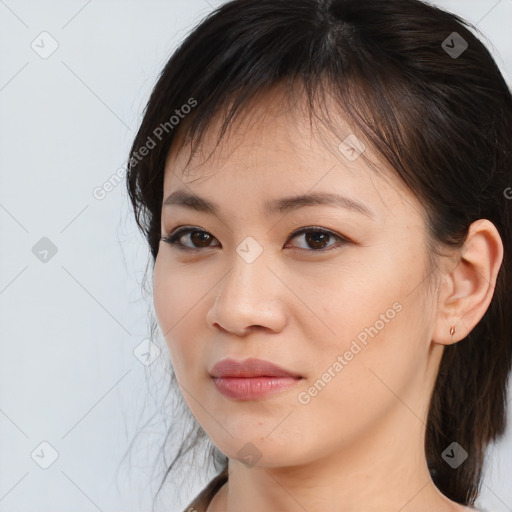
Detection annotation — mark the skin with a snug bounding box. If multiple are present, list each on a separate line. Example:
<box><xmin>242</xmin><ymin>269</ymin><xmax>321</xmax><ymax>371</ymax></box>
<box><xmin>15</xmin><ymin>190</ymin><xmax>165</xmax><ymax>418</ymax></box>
<box><xmin>153</xmin><ymin>86</ymin><xmax>503</xmax><ymax>512</ymax></box>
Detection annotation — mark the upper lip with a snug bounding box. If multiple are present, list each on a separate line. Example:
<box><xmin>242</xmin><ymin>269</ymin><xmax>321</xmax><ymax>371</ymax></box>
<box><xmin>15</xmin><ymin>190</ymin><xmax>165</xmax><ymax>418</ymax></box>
<box><xmin>210</xmin><ymin>358</ymin><xmax>302</xmax><ymax>378</ymax></box>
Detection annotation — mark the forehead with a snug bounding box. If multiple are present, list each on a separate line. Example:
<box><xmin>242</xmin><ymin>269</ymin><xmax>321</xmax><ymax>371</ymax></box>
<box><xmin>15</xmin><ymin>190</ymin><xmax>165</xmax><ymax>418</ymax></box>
<box><xmin>162</xmin><ymin>88</ymin><xmax>420</xmax><ymax>223</ymax></box>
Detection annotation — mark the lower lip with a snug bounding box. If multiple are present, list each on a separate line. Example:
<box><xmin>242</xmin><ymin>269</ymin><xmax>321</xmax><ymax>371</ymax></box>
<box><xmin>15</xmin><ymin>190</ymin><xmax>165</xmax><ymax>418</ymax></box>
<box><xmin>212</xmin><ymin>376</ymin><xmax>301</xmax><ymax>400</ymax></box>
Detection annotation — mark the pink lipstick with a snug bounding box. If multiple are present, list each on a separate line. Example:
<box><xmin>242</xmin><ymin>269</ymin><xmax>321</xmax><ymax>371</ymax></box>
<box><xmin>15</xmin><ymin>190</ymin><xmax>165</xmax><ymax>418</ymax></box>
<box><xmin>210</xmin><ymin>357</ymin><xmax>302</xmax><ymax>400</ymax></box>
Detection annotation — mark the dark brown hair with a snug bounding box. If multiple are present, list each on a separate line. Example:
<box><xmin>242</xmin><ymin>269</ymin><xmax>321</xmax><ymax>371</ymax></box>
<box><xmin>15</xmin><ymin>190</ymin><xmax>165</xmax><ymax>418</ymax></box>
<box><xmin>125</xmin><ymin>0</ymin><xmax>512</xmax><ymax>507</ymax></box>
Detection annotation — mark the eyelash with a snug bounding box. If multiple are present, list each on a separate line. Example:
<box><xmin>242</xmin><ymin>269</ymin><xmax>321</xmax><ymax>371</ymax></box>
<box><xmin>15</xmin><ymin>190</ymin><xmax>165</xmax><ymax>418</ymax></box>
<box><xmin>160</xmin><ymin>226</ymin><xmax>351</xmax><ymax>254</ymax></box>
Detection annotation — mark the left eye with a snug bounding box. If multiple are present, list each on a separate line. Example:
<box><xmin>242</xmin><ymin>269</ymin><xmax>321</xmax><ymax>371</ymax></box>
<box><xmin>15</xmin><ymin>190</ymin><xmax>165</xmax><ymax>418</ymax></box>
<box><xmin>160</xmin><ymin>226</ymin><xmax>351</xmax><ymax>253</ymax></box>
<box><xmin>287</xmin><ymin>227</ymin><xmax>350</xmax><ymax>251</ymax></box>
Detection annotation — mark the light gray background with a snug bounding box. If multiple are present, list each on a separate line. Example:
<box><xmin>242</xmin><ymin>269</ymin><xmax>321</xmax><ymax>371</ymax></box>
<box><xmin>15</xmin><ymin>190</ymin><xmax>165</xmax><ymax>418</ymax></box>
<box><xmin>1</xmin><ymin>1</ymin><xmax>511</xmax><ymax>511</ymax></box>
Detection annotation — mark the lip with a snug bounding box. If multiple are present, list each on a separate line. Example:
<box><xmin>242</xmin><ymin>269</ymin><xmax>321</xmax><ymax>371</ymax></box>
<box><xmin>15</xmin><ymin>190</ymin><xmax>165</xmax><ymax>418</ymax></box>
<box><xmin>210</xmin><ymin>358</ymin><xmax>303</xmax><ymax>400</ymax></box>
<box><xmin>210</xmin><ymin>357</ymin><xmax>301</xmax><ymax>378</ymax></box>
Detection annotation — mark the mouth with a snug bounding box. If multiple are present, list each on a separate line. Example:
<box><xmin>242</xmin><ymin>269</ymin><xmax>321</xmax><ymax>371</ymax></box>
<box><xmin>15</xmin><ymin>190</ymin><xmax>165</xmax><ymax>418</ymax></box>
<box><xmin>211</xmin><ymin>375</ymin><xmax>302</xmax><ymax>400</ymax></box>
<box><xmin>209</xmin><ymin>357</ymin><xmax>303</xmax><ymax>400</ymax></box>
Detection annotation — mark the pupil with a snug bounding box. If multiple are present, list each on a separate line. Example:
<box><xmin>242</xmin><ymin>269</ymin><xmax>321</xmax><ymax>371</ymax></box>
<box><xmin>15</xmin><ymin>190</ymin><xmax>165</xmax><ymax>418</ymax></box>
<box><xmin>192</xmin><ymin>231</ymin><xmax>210</xmax><ymax>247</ymax></box>
<box><xmin>306</xmin><ymin>232</ymin><xmax>327</xmax><ymax>249</ymax></box>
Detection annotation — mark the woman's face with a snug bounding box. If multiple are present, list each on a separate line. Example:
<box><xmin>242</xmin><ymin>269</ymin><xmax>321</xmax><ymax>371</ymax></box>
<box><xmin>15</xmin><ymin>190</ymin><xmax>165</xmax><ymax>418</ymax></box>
<box><xmin>153</xmin><ymin>90</ymin><xmax>444</xmax><ymax>469</ymax></box>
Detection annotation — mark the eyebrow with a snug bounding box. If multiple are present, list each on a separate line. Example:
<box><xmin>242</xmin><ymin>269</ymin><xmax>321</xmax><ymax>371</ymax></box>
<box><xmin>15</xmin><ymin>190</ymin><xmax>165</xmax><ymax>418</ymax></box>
<box><xmin>163</xmin><ymin>189</ymin><xmax>375</xmax><ymax>219</ymax></box>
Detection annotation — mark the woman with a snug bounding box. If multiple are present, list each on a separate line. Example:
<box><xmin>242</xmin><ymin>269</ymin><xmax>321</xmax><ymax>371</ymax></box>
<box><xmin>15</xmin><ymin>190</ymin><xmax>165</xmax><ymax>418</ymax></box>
<box><xmin>126</xmin><ymin>0</ymin><xmax>512</xmax><ymax>510</ymax></box>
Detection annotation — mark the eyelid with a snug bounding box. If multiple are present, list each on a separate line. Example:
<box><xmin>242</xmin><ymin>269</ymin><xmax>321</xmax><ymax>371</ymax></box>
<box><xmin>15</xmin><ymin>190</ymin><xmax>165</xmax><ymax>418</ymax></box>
<box><xmin>284</xmin><ymin>226</ymin><xmax>353</xmax><ymax>248</ymax></box>
<box><xmin>162</xmin><ymin>226</ymin><xmax>220</xmax><ymax>250</ymax></box>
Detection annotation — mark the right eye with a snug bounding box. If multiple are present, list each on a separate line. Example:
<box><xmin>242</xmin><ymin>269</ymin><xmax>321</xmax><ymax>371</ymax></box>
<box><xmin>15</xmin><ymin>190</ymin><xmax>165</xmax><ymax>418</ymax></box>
<box><xmin>160</xmin><ymin>227</ymin><xmax>220</xmax><ymax>251</ymax></box>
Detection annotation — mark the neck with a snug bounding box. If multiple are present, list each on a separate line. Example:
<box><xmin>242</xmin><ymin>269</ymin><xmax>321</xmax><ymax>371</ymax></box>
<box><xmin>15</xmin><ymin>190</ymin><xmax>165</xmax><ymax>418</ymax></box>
<box><xmin>212</xmin><ymin>405</ymin><xmax>462</xmax><ymax>512</ymax></box>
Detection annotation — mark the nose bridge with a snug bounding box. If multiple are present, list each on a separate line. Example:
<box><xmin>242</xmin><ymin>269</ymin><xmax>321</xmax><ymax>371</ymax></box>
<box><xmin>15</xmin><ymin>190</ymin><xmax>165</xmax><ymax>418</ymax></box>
<box><xmin>222</xmin><ymin>239</ymin><xmax>272</xmax><ymax>305</ymax></box>
<box><xmin>208</xmin><ymin>238</ymin><xmax>285</xmax><ymax>333</ymax></box>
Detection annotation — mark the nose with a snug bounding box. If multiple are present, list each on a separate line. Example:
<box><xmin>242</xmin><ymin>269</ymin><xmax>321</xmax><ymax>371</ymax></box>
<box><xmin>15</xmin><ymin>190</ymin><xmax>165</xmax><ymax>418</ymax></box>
<box><xmin>206</xmin><ymin>251</ymin><xmax>288</xmax><ymax>336</ymax></box>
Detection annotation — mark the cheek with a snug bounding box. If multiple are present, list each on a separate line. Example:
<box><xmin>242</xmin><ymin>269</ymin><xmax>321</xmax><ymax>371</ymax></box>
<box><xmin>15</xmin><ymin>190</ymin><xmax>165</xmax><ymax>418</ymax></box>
<box><xmin>321</xmin><ymin>235</ymin><xmax>428</xmax><ymax>338</ymax></box>
<box><xmin>302</xmin><ymin>242</ymin><xmax>431</xmax><ymax>400</ymax></box>
<box><xmin>153</xmin><ymin>256</ymin><xmax>175</xmax><ymax>335</ymax></box>
<box><xmin>153</xmin><ymin>255</ymin><xmax>204</xmax><ymax>332</ymax></box>
<box><xmin>153</xmin><ymin>256</ymin><xmax>201</xmax><ymax>373</ymax></box>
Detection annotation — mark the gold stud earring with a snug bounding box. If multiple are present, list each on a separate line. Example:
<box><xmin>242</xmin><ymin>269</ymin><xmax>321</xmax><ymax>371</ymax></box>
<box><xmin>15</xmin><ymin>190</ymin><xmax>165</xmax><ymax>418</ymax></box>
<box><xmin>449</xmin><ymin>325</ymin><xmax>456</xmax><ymax>336</ymax></box>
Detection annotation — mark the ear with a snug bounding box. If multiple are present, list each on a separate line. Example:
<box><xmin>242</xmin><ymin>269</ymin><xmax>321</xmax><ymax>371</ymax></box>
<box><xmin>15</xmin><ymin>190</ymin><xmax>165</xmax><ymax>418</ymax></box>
<box><xmin>432</xmin><ymin>219</ymin><xmax>504</xmax><ymax>345</ymax></box>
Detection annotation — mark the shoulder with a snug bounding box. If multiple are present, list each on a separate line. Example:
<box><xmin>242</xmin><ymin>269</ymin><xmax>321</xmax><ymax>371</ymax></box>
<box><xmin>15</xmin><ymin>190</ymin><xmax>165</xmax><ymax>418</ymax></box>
<box><xmin>181</xmin><ymin>467</ymin><xmax>229</xmax><ymax>512</ymax></box>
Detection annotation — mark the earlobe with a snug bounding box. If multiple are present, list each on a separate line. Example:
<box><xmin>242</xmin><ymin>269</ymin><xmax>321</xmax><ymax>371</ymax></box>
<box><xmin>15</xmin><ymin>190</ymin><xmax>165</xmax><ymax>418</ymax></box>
<box><xmin>432</xmin><ymin>219</ymin><xmax>504</xmax><ymax>346</ymax></box>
